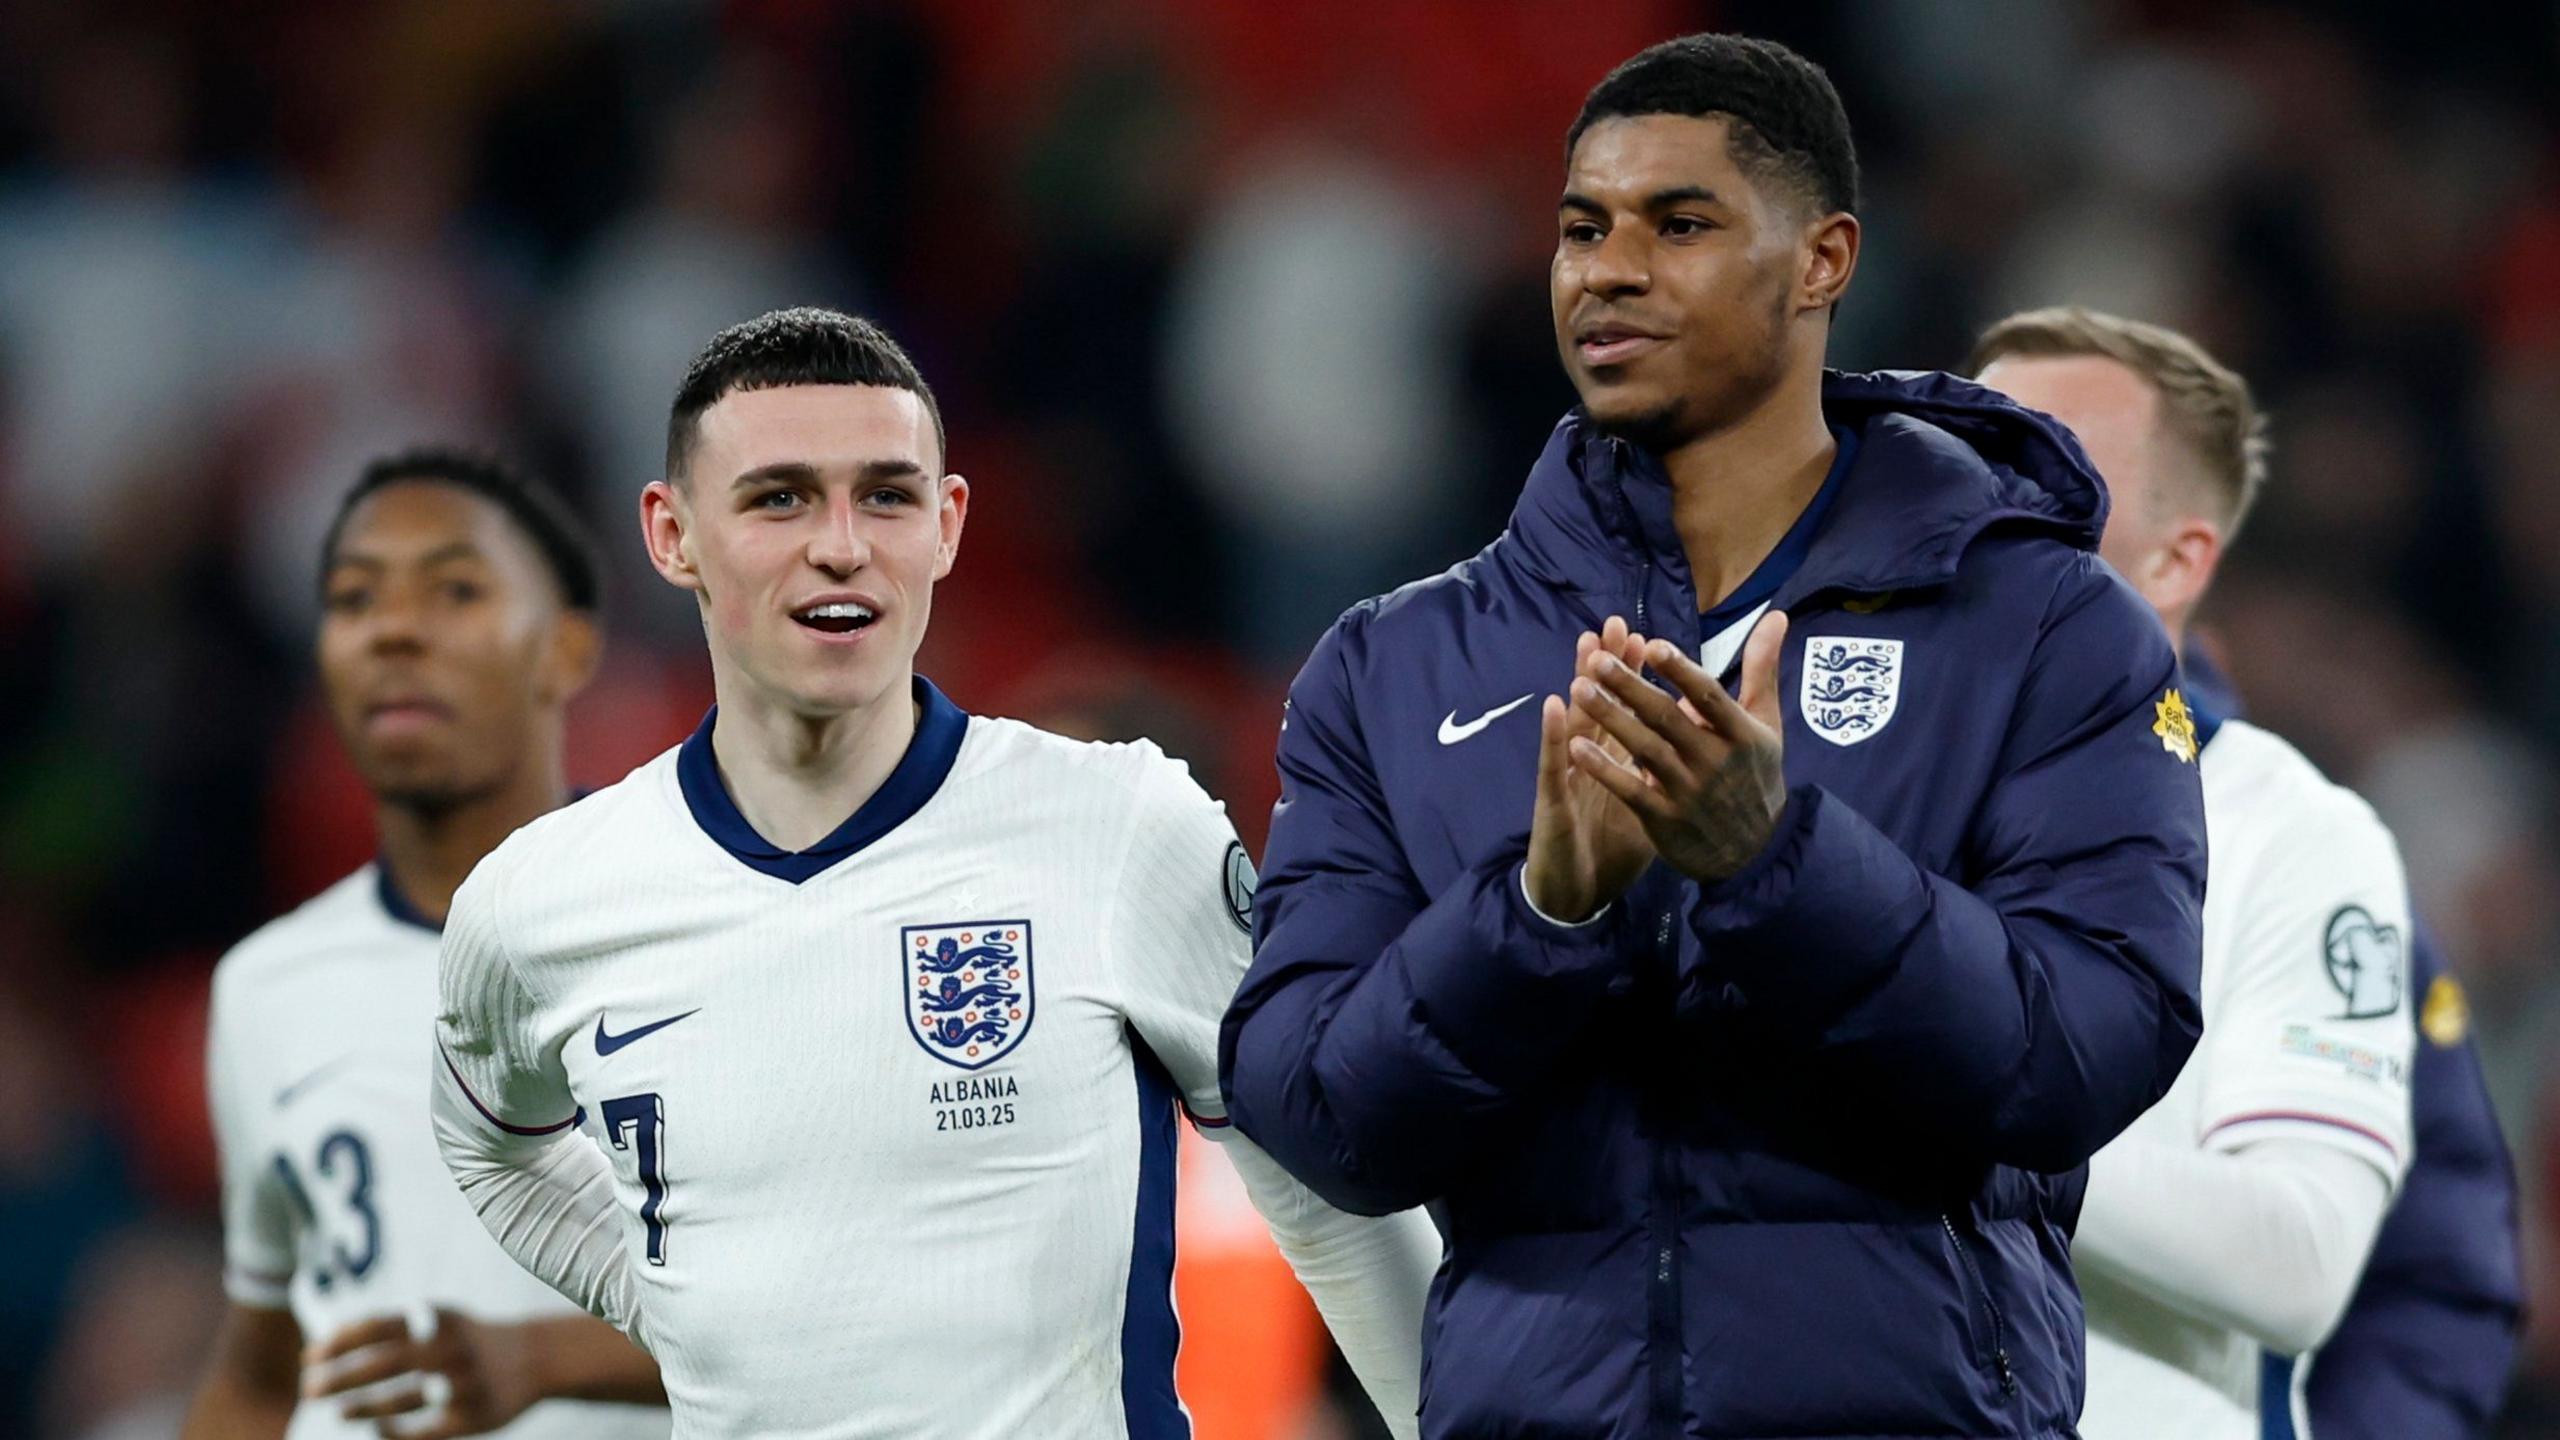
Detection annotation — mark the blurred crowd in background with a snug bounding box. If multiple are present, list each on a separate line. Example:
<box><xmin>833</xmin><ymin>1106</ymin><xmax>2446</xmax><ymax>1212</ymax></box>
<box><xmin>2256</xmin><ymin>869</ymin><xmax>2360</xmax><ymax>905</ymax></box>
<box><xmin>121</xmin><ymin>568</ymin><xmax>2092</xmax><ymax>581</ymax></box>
<box><xmin>1</xmin><ymin>0</ymin><xmax>2554</xmax><ymax>1435</ymax></box>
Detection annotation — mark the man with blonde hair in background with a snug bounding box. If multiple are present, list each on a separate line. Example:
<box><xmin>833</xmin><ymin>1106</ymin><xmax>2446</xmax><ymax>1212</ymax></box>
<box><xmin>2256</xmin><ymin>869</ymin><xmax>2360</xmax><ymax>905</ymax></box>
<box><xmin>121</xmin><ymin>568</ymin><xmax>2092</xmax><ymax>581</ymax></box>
<box><xmin>1975</xmin><ymin>307</ymin><xmax>2516</xmax><ymax>1438</ymax></box>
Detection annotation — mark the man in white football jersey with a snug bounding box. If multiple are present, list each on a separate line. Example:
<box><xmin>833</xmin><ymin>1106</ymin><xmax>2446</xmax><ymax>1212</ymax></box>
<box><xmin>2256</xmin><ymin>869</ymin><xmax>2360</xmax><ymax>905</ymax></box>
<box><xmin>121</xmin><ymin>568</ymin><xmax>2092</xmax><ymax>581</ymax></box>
<box><xmin>430</xmin><ymin>307</ymin><xmax>1440</xmax><ymax>1439</ymax></box>
<box><xmin>1973</xmin><ymin>309</ymin><xmax>2418</xmax><ymax>1439</ymax></box>
<box><xmin>185</xmin><ymin>450</ymin><xmax>667</xmax><ymax>1439</ymax></box>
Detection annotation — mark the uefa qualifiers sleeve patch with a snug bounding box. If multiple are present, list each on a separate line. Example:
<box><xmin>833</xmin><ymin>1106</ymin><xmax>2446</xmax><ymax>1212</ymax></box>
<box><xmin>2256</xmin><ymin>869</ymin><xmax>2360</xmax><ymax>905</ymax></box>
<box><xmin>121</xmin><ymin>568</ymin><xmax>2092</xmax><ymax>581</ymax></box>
<box><xmin>2323</xmin><ymin>904</ymin><xmax>2404</xmax><ymax>1020</ymax></box>
<box><xmin>1223</xmin><ymin>841</ymin><xmax>1257</xmax><ymax>933</ymax></box>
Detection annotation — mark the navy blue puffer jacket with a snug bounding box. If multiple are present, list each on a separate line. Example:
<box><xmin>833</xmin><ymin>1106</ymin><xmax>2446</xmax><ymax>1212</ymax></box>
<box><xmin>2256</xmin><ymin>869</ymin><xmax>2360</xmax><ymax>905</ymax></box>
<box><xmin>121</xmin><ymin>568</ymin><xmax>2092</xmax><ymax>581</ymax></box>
<box><xmin>1221</xmin><ymin>372</ymin><xmax>2209</xmax><ymax>1439</ymax></box>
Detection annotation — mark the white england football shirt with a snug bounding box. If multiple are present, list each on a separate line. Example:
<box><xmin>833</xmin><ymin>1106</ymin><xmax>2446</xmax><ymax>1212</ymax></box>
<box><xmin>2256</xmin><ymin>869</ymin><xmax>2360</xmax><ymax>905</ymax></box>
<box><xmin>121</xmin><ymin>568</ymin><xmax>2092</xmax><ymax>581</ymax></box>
<box><xmin>208</xmin><ymin>866</ymin><xmax>670</xmax><ymax>1440</ymax></box>
<box><xmin>2079</xmin><ymin>715</ymin><xmax>2417</xmax><ymax>1439</ymax></box>
<box><xmin>433</xmin><ymin>680</ymin><xmax>1433</xmax><ymax>1440</ymax></box>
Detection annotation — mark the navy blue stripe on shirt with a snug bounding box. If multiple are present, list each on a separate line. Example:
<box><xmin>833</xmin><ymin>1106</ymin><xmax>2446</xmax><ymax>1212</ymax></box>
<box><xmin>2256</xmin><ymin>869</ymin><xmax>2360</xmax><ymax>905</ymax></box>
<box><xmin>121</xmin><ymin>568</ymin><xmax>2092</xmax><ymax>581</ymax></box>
<box><xmin>2261</xmin><ymin>1351</ymin><xmax>2298</xmax><ymax>1440</ymax></box>
<box><xmin>677</xmin><ymin>676</ymin><xmax>969</xmax><ymax>884</ymax></box>
<box><xmin>1124</xmin><ymin>1036</ymin><xmax>1189</xmax><ymax>1439</ymax></box>
<box><xmin>439</xmin><ymin>1045</ymin><xmax>581</xmax><ymax>1136</ymax></box>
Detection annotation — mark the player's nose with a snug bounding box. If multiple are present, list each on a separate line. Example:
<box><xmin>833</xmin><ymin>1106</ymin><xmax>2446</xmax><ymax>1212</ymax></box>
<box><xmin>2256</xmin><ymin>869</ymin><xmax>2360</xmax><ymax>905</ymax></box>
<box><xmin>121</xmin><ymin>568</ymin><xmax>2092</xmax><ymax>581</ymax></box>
<box><xmin>364</xmin><ymin>588</ymin><xmax>430</xmax><ymax>654</ymax></box>
<box><xmin>1583</xmin><ymin>223</ymin><xmax>1651</xmax><ymax>296</ymax></box>
<box><xmin>804</xmin><ymin>495</ymin><xmax>870</xmax><ymax>576</ymax></box>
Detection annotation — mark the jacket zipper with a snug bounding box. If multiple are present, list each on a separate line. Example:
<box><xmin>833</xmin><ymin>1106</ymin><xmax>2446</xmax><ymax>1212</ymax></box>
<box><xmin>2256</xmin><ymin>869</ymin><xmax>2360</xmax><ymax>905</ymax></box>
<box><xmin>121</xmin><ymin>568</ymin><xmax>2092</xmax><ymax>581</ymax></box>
<box><xmin>1942</xmin><ymin>1214</ymin><xmax>2018</xmax><ymax>1396</ymax></box>
<box><xmin>1646</xmin><ymin>908</ymin><xmax>1682</xmax><ymax>1435</ymax></box>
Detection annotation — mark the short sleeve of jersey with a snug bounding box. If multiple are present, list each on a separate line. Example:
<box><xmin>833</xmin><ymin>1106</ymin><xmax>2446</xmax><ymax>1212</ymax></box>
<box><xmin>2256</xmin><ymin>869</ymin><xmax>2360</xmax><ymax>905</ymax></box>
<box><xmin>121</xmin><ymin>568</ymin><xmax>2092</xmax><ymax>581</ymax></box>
<box><xmin>1105</xmin><ymin>750</ymin><xmax>1256</xmax><ymax>1133</ymax></box>
<box><xmin>2196</xmin><ymin>785</ymin><xmax>2416</xmax><ymax>1187</ymax></box>
<box><xmin>434</xmin><ymin>855</ymin><xmax>580</xmax><ymax>1138</ymax></box>
<box><xmin>207</xmin><ymin>963</ymin><xmax>298</xmax><ymax>1308</ymax></box>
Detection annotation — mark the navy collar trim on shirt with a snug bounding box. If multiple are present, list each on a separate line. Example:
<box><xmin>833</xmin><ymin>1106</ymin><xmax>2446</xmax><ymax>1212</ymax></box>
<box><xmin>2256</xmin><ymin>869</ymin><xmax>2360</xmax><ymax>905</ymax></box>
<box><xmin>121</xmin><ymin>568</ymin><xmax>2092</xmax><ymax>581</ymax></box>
<box><xmin>2185</xmin><ymin>683</ymin><xmax>2227</xmax><ymax>751</ymax></box>
<box><xmin>2179</xmin><ymin>646</ymin><xmax>2239</xmax><ymax>751</ymax></box>
<box><xmin>1697</xmin><ymin>425</ymin><xmax>1859</xmax><ymax>629</ymax></box>
<box><xmin>375</xmin><ymin>865</ymin><xmax>443</xmax><ymax>934</ymax></box>
<box><xmin>677</xmin><ymin>676</ymin><xmax>970</xmax><ymax>884</ymax></box>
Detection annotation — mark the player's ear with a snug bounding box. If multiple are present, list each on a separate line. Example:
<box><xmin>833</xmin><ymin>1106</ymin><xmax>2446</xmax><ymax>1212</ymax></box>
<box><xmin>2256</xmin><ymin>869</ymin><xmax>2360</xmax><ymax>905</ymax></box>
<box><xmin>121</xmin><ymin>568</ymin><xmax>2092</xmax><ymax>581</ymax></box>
<box><xmin>932</xmin><ymin>474</ymin><xmax>970</xmax><ymax>583</ymax></box>
<box><xmin>641</xmin><ymin>479</ymin><xmax>704</xmax><ymax>593</ymax></box>
<box><xmin>1799</xmin><ymin>209</ymin><xmax>1858</xmax><ymax>313</ymax></box>
<box><xmin>2153</xmin><ymin>516</ymin><xmax>2223</xmax><ymax>619</ymax></box>
<box><xmin>538</xmin><ymin>609</ymin><xmax>603</xmax><ymax>706</ymax></box>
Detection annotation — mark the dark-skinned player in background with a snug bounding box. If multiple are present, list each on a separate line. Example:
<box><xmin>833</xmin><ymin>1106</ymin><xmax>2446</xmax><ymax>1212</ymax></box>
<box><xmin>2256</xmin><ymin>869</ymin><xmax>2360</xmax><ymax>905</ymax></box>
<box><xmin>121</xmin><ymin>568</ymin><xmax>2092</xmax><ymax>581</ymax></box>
<box><xmin>184</xmin><ymin>450</ymin><xmax>664</xmax><ymax>1440</ymax></box>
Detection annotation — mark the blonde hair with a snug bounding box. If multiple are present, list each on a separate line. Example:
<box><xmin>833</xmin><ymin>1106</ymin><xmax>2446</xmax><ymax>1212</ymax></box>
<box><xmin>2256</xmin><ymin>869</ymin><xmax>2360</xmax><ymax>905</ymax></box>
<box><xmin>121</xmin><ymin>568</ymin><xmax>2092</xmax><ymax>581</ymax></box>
<box><xmin>1969</xmin><ymin>306</ymin><xmax>2270</xmax><ymax>538</ymax></box>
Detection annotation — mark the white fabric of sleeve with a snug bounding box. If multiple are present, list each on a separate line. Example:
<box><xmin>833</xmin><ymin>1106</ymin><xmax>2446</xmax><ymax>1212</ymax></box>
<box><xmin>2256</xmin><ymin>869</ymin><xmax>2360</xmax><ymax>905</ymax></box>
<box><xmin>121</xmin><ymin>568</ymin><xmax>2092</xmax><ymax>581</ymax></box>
<box><xmin>432</xmin><ymin>855</ymin><xmax>643</xmax><ymax>1344</ymax></box>
<box><xmin>1217</xmin><ymin>1132</ymin><xmax>1441</xmax><ymax>1440</ymax></box>
<box><xmin>1105</xmin><ymin>748</ymin><xmax>1433</xmax><ymax>1438</ymax></box>
<box><xmin>207</xmin><ymin>962</ymin><xmax>297</xmax><ymax>1309</ymax></box>
<box><xmin>427</xmin><ymin>1071</ymin><xmax>639</xmax><ymax>1341</ymax></box>
<box><xmin>2193</xmin><ymin>760</ymin><xmax>2416</xmax><ymax>1185</ymax></box>
<box><xmin>2073</xmin><ymin>1133</ymin><xmax>2391</xmax><ymax>1356</ymax></box>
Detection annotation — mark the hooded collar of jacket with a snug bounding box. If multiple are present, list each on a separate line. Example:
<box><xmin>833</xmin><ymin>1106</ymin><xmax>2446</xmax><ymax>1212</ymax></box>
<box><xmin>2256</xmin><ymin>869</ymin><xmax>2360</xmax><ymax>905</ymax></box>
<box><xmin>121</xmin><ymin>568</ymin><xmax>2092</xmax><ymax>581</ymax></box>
<box><xmin>1503</xmin><ymin>369</ymin><xmax>2110</xmax><ymax>611</ymax></box>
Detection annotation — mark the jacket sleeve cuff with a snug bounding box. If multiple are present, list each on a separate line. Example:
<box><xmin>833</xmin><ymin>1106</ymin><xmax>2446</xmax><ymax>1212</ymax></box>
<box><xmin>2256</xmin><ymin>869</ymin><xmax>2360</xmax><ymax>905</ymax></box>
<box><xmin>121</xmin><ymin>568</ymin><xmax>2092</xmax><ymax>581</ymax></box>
<box><xmin>1518</xmin><ymin>867</ymin><xmax>1612</xmax><ymax>929</ymax></box>
<box><xmin>1395</xmin><ymin>854</ymin><xmax>1628</xmax><ymax>1088</ymax></box>
<box><xmin>1685</xmin><ymin>785</ymin><xmax>1932</xmax><ymax>1026</ymax></box>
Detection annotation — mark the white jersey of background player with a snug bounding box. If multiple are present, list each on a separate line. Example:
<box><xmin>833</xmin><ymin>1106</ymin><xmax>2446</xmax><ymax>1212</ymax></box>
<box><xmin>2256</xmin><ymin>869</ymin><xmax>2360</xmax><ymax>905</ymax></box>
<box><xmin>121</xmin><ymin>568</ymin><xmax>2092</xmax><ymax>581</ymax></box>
<box><xmin>433</xmin><ymin>308</ymin><xmax>1439</xmax><ymax>1439</ymax></box>
<box><xmin>187</xmin><ymin>452</ymin><xmax>666</xmax><ymax>1440</ymax></box>
<box><xmin>1978</xmin><ymin>311</ymin><xmax>2417</xmax><ymax>1439</ymax></box>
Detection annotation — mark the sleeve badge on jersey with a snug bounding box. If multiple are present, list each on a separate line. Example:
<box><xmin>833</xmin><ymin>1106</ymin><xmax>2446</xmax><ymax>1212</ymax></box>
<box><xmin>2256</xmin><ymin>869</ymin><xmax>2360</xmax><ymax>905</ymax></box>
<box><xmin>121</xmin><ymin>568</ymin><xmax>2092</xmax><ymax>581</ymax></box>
<box><xmin>2421</xmin><ymin>973</ymin><xmax>2470</xmax><ymax>1048</ymax></box>
<box><xmin>2323</xmin><ymin>905</ymin><xmax>2404</xmax><ymax>1020</ymax></box>
<box><xmin>2152</xmin><ymin>689</ymin><xmax>2198</xmax><ymax>763</ymax></box>
<box><xmin>903</xmin><ymin>921</ymin><xmax>1035</xmax><ymax>1071</ymax></box>
<box><xmin>1222</xmin><ymin>842</ymin><xmax>1257</xmax><ymax>934</ymax></box>
<box><xmin>1799</xmin><ymin>636</ymin><xmax>1902</xmax><ymax>746</ymax></box>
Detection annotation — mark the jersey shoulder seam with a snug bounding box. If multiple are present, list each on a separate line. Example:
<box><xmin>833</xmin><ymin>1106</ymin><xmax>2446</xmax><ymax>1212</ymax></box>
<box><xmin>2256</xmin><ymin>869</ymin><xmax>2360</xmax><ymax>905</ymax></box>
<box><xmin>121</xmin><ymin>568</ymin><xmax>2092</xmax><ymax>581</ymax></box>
<box><xmin>212</xmin><ymin>868</ymin><xmax>390</xmax><ymax>991</ymax></box>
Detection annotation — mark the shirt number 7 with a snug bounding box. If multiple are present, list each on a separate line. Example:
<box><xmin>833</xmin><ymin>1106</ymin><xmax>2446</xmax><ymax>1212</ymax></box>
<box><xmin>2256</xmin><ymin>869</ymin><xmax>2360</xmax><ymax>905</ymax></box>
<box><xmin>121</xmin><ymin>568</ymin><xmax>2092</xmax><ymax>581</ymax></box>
<box><xmin>603</xmin><ymin>1093</ymin><xmax>670</xmax><ymax>1265</ymax></box>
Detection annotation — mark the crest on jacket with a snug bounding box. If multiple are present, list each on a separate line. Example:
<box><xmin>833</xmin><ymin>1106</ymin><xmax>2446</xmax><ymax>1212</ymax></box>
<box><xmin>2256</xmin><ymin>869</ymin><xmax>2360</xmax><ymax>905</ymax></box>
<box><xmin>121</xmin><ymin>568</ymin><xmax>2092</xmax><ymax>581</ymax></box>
<box><xmin>903</xmin><ymin>921</ymin><xmax>1035</xmax><ymax>1070</ymax></box>
<box><xmin>1799</xmin><ymin>636</ymin><xmax>1903</xmax><ymax>746</ymax></box>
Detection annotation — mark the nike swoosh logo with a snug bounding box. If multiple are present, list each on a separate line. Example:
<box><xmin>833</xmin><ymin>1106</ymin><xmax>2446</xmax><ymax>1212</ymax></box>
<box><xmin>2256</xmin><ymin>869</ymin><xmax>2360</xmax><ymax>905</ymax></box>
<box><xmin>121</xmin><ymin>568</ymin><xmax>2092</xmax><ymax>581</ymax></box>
<box><xmin>1438</xmin><ymin>694</ymin><xmax>1534</xmax><ymax>745</ymax></box>
<box><xmin>595</xmin><ymin>1009</ymin><xmax>700</xmax><ymax>1057</ymax></box>
<box><xmin>273</xmin><ymin>1054</ymin><xmax>359</xmax><ymax>1109</ymax></box>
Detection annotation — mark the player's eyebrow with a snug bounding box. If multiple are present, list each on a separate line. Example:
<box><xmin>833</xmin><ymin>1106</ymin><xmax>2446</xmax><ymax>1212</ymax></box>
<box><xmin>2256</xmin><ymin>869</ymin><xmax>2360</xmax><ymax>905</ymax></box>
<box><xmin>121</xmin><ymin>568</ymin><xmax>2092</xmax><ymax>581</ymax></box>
<box><xmin>1560</xmin><ymin>185</ymin><xmax>1723</xmax><ymax>216</ymax></box>
<box><xmin>326</xmin><ymin>541</ymin><xmax>484</xmax><ymax>572</ymax></box>
<box><xmin>414</xmin><ymin>541</ymin><xmax>487</xmax><ymax>568</ymax></box>
<box><xmin>729</xmin><ymin>459</ymin><xmax>927</xmax><ymax>490</ymax></box>
<box><xmin>856</xmin><ymin>458</ymin><xmax>927</xmax><ymax>484</ymax></box>
<box><xmin>730</xmin><ymin>461</ymin><xmax>820</xmax><ymax>491</ymax></box>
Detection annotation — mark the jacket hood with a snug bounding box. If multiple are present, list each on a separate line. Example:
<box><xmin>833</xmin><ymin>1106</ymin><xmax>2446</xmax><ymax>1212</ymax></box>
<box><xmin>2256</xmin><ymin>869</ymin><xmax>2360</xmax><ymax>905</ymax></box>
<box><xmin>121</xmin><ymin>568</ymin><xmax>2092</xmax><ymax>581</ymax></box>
<box><xmin>1505</xmin><ymin>368</ymin><xmax>2110</xmax><ymax>606</ymax></box>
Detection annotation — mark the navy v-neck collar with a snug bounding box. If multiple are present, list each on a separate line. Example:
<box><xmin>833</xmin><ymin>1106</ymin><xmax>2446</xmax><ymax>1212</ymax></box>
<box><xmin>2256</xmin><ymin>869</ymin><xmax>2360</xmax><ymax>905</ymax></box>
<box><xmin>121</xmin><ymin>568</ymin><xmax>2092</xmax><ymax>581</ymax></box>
<box><xmin>1698</xmin><ymin>424</ymin><xmax>1859</xmax><ymax>630</ymax></box>
<box><xmin>375</xmin><ymin>864</ymin><xmax>443</xmax><ymax>934</ymax></box>
<box><xmin>678</xmin><ymin>676</ymin><xmax>969</xmax><ymax>884</ymax></box>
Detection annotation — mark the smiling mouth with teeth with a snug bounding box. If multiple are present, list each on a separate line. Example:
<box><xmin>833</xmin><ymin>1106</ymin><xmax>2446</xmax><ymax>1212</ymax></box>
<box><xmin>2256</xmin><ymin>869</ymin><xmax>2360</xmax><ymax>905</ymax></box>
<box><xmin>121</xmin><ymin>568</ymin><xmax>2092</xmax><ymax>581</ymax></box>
<box><xmin>793</xmin><ymin>601</ymin><xmax>879</xmax><ymax>635</ymax></box>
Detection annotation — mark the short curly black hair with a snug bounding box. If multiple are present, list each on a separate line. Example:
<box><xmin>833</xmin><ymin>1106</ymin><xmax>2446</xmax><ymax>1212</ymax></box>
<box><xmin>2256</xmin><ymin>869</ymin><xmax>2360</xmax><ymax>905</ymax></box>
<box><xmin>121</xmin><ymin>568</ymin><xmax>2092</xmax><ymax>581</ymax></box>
<box><xmin>318</xmin><ymin>447</ymin><xmax>601</xmax><ymax>612</ymax></box>
<box><xmin>1567</xmin><ymin>34</ymin><xmax>1858</xmax><ymax>218</ymax></box>
<box><xmin>665</xmin><ymin>306</ymin><xmax>946</xmax><ymax>478</ymax></box>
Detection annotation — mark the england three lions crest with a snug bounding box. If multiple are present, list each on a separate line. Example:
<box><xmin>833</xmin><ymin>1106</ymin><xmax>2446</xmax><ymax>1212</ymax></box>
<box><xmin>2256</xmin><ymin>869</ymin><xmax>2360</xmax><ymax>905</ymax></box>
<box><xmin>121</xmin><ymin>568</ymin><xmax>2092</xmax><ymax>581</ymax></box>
<box><xmin>902</xmin><ymin>921</ymin><xmax>1034</xmax><ymax>1071</ymax></box>
<box><xmin>1799</xmin><ymin>636</ymin><xmax>1903</xmax><ymax>747</ymax></box>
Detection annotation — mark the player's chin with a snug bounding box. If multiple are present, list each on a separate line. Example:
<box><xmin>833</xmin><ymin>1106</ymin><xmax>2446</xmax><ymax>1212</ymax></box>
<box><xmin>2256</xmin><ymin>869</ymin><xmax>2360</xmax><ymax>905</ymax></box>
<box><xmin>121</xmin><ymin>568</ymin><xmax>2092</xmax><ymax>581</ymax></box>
<box><xmin>1578</xmin><ymin>385</ymin><xmax>1688</xmax><ymax>449</ymax></box>
<box><xmin>367</xmin><ymin>762</ymin><xmax>479</xmax><ymax>811</ymax></box>
<box><xmin>780</xmin><ymin>658</ymin><xmax>904</xmax><ymax>717</ymax></box>
<box><xmin>353</xmin><ymin>736</ymin><xmax>460</xmax><ymax>789</ymax></box>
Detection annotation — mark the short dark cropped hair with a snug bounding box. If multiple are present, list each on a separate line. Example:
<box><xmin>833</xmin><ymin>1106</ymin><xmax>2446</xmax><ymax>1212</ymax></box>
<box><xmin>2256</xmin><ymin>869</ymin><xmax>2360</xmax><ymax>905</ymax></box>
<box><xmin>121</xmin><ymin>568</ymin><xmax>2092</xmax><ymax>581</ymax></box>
<box><xmin>665</xmin><ymin>306</ymin><xmax>947</xmax><ymax>479</ymax></box>
<box><xmin>1568</xmin><ymin>33</ymin><xmax>1859</xmax><ymax>218</ymax></box>
<box><xmin>319</xmin><ymin>447</ymin><xmax>601</xmax><ymax>611</ymax></box>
